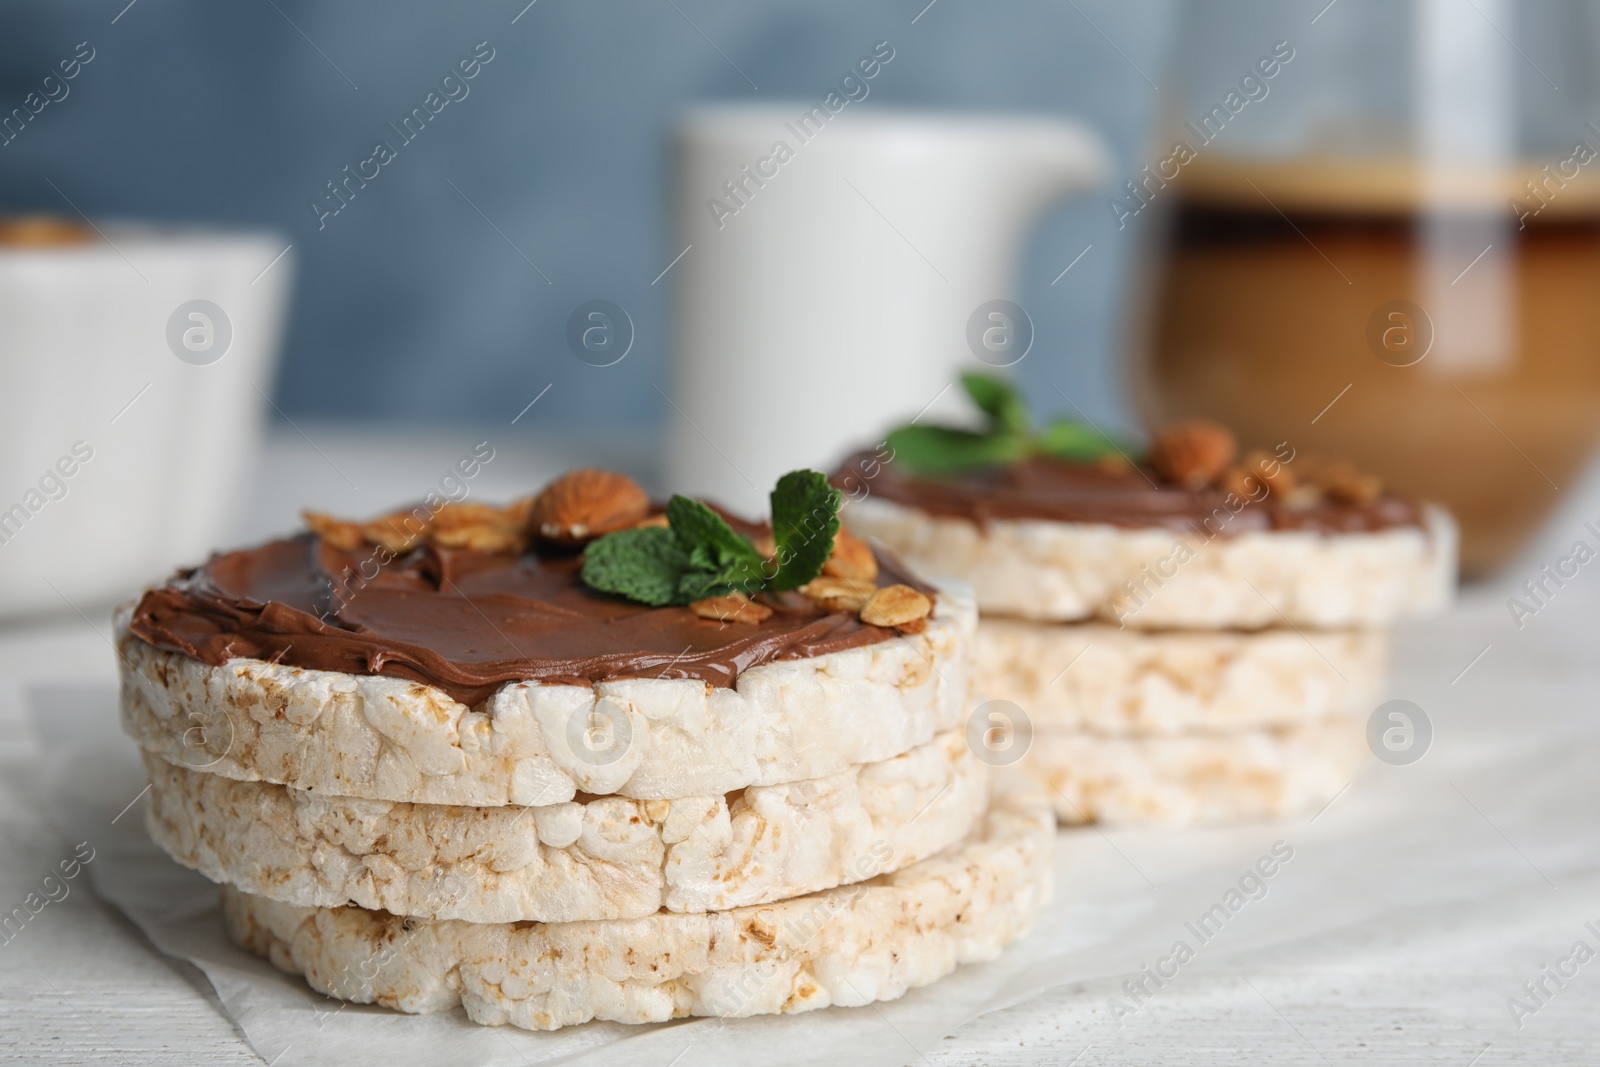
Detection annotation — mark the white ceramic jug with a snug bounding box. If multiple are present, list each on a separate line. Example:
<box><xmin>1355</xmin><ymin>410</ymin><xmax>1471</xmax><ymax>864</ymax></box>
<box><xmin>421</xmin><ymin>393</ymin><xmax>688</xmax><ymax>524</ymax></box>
<box><xmin>667</xmin><ymin>104</ymin><xmax>1108</xmax><ymax>511</ymax></box>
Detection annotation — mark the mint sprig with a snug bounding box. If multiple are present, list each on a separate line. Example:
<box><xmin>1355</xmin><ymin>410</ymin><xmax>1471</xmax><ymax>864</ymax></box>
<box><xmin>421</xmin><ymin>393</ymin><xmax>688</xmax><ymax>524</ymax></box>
<box><xmin>886</xmin><ymin>373</ymin><xmax>1137</xmax><ymax>477</ymax></box>
<box><xmin>961</xmin><ymin>373</ymin><xmax>1029</xmax><ymax>437</ymax></box>
<box><xmin>880</xmin><ymin>425</ymin><xmax>1030</xmax><ymax>477</ymax></box>
<box><xmin>665</xmin><ymin>495</ymin><xmax>767</xmax><ymax>600</ymax></box>
<box><xmin>580</xmin><ymin>469</ymin><xmax>842</xmax><ymax>607</ymax></box>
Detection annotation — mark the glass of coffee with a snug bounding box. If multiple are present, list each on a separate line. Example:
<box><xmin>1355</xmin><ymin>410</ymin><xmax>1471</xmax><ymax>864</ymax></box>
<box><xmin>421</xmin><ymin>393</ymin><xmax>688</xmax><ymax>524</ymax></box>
<box><xmin>1127</xmin><ymin>0</ymin><xmax>1600</xmax><ymax>574</ymax></box>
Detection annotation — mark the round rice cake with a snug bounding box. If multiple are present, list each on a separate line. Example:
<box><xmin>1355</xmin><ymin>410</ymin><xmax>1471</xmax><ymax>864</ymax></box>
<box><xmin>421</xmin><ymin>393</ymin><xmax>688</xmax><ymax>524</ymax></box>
<box><xmin>1017</xmin><ymin>716</ymin><xmax>1365</xmax><ymax>826</ymax></box>
<box><xmin>973</xmin><ymin>618</ymin><xmax>1386</xmax><ymax>735</ymax></box>
<box><xmin>841</xmin><ymin>495</ymin><xmax>1454</xmax><ymax>630</ymax></box>
<box><xmin>142</xmin><ymin>728</ymin><xmax>988</xmax><ymax>923</ymax></box>
<box><xmin>116</xmin><ymin>582</ymin><xmax>973</xmax><ymax>806</ymax></box>
<box><xmin>220</xmin><ymin>778</ymin><xmax>1053</xmax><ymax>1031</ymax></box>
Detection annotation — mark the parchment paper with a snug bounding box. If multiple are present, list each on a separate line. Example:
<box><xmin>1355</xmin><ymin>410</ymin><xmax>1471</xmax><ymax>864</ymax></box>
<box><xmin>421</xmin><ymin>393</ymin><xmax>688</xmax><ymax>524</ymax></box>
<box><xmin>32</xmin><ymin>588</ymin><xmax>1600</xmax><ymax>1066</ymax></box>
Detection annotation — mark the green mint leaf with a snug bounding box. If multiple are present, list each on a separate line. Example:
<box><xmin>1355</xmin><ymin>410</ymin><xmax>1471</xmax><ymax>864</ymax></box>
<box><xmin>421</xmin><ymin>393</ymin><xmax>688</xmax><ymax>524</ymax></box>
<box><xmin>886</xmin><ymin>425</ymin><xmax>1029</xmax><ymax>477</ymax></box>
<box><xmin>581</xmin><ymin>526</ymin><xmax>689</xmax><ymax>606</ymax></box>
<box><xmin>961</xmin><ymin>373</ymin><xmax>1029</xmax><ymax>436</ymax></box>
<box><xmin>581</xmin><ymin>473</ymin><xmax>845</xmax><ymax>607</ymax></box>
<box><xmin>666</xmin><ymin>495</ymin><xmax>767</xmax><ymax>592</ymax></box>
<box><xmin>769</xmin><ymin>469</ymin><xmax>841</xmax><ymax>590</ymax></box>
<box><xmin>1036</xmin><ymin>418</ymin><xmax>1137</xmax><ymax>463</ymax></box>
<box><xmin>676</xmin><ymin>568</ymin><xmax>748</xmax><ymax>602</ymax></box>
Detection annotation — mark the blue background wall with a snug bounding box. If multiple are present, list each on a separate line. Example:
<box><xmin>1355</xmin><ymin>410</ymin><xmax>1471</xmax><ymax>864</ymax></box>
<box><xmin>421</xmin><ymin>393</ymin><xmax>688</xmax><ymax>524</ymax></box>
<box><xmin>0</xmin><ymin>0</ymin><xmax>1177</xmax><ymax>432</ymax></box>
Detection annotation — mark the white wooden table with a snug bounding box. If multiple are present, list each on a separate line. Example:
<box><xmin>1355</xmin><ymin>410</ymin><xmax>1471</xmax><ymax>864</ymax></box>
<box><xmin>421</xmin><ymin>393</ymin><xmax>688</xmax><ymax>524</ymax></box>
<box><xmin>4</xmin><ymin>426</ymin><xmax>1599</xmax><ymax>1065</ymax></box>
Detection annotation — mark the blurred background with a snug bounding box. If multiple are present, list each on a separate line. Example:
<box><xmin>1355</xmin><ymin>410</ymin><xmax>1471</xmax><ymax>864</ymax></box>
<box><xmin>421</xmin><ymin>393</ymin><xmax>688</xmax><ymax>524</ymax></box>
<box><xmin>8</xmin><ymin>0</ymin><xmax>1600</xmax><ymax>614</ymax></box>
<box><xmin>0</xmin><ymin>0</ymin><xmax>1164</xmax><ymax>431</ymax></box>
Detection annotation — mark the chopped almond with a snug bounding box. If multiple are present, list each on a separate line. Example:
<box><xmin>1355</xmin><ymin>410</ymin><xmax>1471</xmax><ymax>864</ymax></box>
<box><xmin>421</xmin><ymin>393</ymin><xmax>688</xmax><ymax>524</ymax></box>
<box><xmin>1096</xmin><ymin>452</ymin><xmax>1132</xmax><ymax>475</ymax></box>
<box><xmin>1283</xmin><ymin>485</ymin><xmax>1322</xmax><ymax>512</ymax></box>
<box><xmin>429</xmin><ymin>501</ymin><xmax>530</xmax><ymax>554</ymax></box>
<box><xmin>860</xmin><ymin>584</ymin><xmax>932</xmax><ymax>632</ymax></box>
<box><xmin>1316</xmin><ymin>460</ymin><xmax>1383</xmax><ymax>505</ymax></box>
<box><xmin>1219</xmin><ymin>466</ymin><xmax>1263</xmax><ymax>501</ymax></box>
<box><xmin>432</xmin><ymin>502</ymin><xmax>502</xmax><ymax>529</ymax></box>
<box><xmin>302</xmin><ymin>510</ymin><xmax>365</xmax><ymax>551</ymax></box>
<box><xmin>822</xmin><ymin>529</ymin><xmax>878</xmax><ymax>581</ymax></box>
<box><xmin>501</xmin><ymin>495</ymin><xmax>537</xmax><ymax>527</ymax></box>
<box><xmin>799</xmin><ymin>575</ymin><xmax>878</xmax><ymax>613</ymax></box>
<box><xmin>431</xmin><ymin>522</ymin><xmax>527</xmax><ymax>554</ymax></box>
<box><xmin>363</xmin><ymin>511</ymin><xmax>431</xmax><ymax>554</ymax></box>
<box><xmin>689</xmin><ymin>592</ymin><xmax>772</xmax><ymax>624</ymax></box>
<box><xmin>1242</xmin><ymin>449</ymin><xmax>1296</xmax><ymax>495</ymax></box>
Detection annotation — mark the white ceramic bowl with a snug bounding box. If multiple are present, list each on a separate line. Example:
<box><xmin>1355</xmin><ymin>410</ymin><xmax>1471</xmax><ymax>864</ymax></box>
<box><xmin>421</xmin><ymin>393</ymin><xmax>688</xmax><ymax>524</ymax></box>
<box><xmin>0</xmin><ymin>228</ymin><xmax>292</xmax><ymax>618</ymax></box>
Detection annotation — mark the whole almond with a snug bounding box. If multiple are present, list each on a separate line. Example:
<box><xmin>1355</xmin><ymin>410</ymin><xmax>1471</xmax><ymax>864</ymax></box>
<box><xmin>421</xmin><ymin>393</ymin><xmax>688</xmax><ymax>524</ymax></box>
<box><xmin>432</xmin><ymin>502</ymin><xmax>502</xmax><ymax>530</ymax></box>
<box><xmin>1147</xmin><ymin>421</ymin><xmax>1238</xmax><ymax>491</ymax></box>
<box><xmin>689</xmin><ymin>592</ymin><xmax>773</xmax><ymax>624</ymax></box>
<box><xmin>860</xmin><ymin>584</ymin><xmax>932</xmax><ymax>632</ymax></box>
<box><xmin>529</xmin><ymin>469</ymin><xmax>650</xmax><ymax>545</ymax></box>
<box><xmin>822</xmin><ymin>529</ymin><xmax>878</xmax><ymax>581</ymax></box>
<box><xmin>303</xmin><ymin>510</ymin><xmax>365</xmax><ymax>551</ymax></box>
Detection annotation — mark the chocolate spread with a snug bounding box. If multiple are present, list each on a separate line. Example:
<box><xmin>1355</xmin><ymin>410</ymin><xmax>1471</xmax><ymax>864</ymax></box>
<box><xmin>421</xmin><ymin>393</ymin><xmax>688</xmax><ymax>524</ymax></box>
<box><xmin>835</xmin><ymin>453</ymin><xmax>1425</xmax><ymax>535</ymax></box>
<box><xmin>129</xmin><ymin>530</ymin><xmax>924</xmax><ymax>706</ymax></box>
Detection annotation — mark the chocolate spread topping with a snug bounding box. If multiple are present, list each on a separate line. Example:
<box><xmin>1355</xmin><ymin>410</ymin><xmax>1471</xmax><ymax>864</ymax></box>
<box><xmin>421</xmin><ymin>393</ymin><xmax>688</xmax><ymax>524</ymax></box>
<box><xmin>835</xmin><ymin>453</ymin><xmax>1425</xmax><ymax>535</ymax></box>
<box><xmin>129</xmin><ymin>528</ymin><xmax>926</xmax><ymax>707</ymax></box>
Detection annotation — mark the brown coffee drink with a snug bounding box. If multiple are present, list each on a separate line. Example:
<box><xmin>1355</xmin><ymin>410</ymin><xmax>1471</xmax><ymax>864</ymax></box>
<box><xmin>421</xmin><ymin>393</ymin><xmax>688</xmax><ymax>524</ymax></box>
<box><xmin>1130</xmin><ymin>156</ymin><xmax>1600</xmax><ymax>574</ymax></box>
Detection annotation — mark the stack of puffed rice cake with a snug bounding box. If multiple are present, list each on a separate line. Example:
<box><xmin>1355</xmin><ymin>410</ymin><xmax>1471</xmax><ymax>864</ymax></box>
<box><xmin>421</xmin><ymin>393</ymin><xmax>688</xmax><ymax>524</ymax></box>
<box><xmin>115</xmin><ymin>565</ymin><xmax>1052</xmax><ymax>1031</ymax></box>
<box><xmin>845</xmin><ymin>429</ymin><xmax>1456</xmax><ymax>825</ymax></box>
